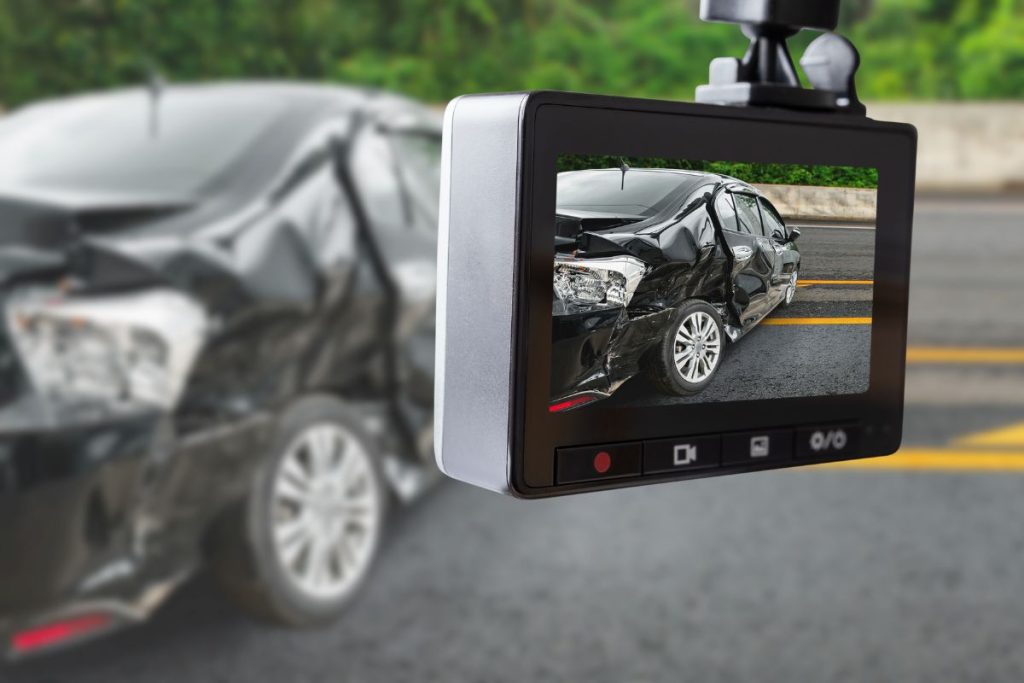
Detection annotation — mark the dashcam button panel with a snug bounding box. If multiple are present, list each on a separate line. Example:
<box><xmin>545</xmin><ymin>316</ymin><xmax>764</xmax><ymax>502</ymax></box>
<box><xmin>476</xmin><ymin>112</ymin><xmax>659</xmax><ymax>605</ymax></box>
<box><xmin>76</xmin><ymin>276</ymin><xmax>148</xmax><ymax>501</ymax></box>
<box><xmin>644</xmin><ymin>436</ymin><xmax>721</xmax><ymax>474</ymax></box>
<box><xmin>556</xmin><ymin>443</ymin><xmax>642</xmax><ymax>484</ymax></box>
<box><xmin>795</xmin><ymin>425</ymin><xmax>860</xmax><ymax>460</ymax></box>
<box><xmin>722</xmin><ymin>430</ymin><xmax>794</xmax><ymax>466</ymax></box>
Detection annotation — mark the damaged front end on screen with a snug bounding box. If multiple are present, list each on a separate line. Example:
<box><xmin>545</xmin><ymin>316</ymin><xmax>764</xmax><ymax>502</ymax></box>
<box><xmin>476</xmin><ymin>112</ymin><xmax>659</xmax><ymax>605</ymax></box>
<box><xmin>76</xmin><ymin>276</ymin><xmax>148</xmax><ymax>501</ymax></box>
<box><xmin>550</xmin><ymin>250</ymin><xmax>650</xmax><ymax>411</ymax></box>
<box><xmin>548</xmin><ymin>173</ymin><xmax>750</xmax><ymax>412</ymax></box>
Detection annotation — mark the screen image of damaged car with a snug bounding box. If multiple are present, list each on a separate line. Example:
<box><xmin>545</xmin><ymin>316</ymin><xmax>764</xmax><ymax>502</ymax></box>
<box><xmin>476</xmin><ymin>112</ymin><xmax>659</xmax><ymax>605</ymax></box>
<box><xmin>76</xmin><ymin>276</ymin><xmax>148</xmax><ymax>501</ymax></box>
<box><xmin>0</xmin><ymin>83</ymin><xmax>441</xmax><ymax>658</ymax></box>
<box><xmin>551</xmin><ymin>167</ymin><xmax>801</xmax><ymax>412</ymax></box>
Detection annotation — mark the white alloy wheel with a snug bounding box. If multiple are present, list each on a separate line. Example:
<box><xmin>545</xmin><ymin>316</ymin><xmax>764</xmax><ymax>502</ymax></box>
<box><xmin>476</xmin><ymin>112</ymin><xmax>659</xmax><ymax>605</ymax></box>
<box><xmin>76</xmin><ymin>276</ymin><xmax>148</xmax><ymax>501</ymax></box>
<box><xmin>673</xmin><ymin>310</ymin><xmax>722</xmax><ymax>383</ymax></box>
<box><xmin>270</xmin><ymin>423</ymin><xmax>382</xmax><ymax>602</ymax></box>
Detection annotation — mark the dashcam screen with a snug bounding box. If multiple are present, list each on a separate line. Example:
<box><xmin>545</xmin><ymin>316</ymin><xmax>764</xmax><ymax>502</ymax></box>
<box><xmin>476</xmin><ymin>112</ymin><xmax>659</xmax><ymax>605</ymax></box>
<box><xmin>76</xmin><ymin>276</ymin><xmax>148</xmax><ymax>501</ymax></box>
<box><xmin>550</xmin><ymin>154</ymin><xmax>878</xmax><ymax>413</ymax></box>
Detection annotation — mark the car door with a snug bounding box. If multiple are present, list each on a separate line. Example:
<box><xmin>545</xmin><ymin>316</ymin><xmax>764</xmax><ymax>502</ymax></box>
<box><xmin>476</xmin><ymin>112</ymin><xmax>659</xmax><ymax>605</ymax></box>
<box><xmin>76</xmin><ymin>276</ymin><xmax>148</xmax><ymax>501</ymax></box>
<box><xmin>351</xmin><ymin>123</ymin><xmax>441</xmax><ymax>406</ymax></box>
<box><xmin>714</xmin><ymin>191</ymin><xmax>775</xmax><ymax>327</ymax></box>
<box><xmin>759</xmin><ymin>197</ymin><xmax>800</xmax><ymax>290</ymax></box>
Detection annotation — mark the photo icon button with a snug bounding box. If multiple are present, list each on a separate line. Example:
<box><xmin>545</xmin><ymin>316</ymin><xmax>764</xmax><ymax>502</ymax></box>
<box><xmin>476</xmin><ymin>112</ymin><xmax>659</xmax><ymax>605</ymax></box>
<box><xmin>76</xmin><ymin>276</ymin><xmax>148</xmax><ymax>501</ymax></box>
<box><xmin>722</xmin><ymin>430</ymin><xmax>794</xmax><ymax>465</ymax></box>
<box><xmin>644</xmin><ymin>436</ymin><xmax>721</xmax><ymax>475</ymax></box>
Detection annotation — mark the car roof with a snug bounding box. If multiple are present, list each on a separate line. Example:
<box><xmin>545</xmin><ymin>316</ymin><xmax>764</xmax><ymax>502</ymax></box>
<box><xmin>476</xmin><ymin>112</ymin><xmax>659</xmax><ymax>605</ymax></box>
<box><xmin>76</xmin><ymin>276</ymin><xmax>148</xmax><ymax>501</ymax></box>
<box><xmin>12</xmin><ymin>81</ymin><xmax>442</xmax><ymax>134</ymax></box>
<box><xmin>556</xmin><ymin>167</ymin><xmax>768</xmax><ymax>236</ymax></box>
<box><xmin>563</xmin><ymin>167</ymin><xmax>759</xmax><ymax>193</ymax></box>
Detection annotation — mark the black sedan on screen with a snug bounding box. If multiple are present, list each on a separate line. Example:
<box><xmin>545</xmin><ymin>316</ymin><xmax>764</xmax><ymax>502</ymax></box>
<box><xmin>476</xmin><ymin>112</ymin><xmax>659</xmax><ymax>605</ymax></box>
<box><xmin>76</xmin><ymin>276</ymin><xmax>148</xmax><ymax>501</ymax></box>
<box><xmin>0</xmin><ymin>83</ymin><xmax>441</xmax><ymax>657</ymax></box>
<box><xmin>551</xmin><ymin>168</ymin><xmax>801</xmax><ymax>411</ymax></box>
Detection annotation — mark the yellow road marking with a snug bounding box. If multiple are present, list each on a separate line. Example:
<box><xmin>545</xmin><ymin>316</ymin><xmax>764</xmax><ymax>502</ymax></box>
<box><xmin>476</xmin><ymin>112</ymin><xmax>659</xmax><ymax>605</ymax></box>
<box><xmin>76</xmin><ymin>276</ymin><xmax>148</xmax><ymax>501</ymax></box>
<box><xmin>799</xmin><ymin>279</ymin><xmax>874</xmax><ymax>286</ymax></box>
<box><xmin>811</xmin><ymin>449</ymin><xmax>1024</xmax><ymax>472</ymax></box>
<box><xmin>762</xmin><ymin>317</ymin><xmax>872</xmax><ymax>325</ymax></box>
<box><xmin>906</xmin><ymin>347</ymin><xmax>1024</xmax><ymax>364</ymax></box>
<box><xmin>758</xmin><ymin>324</ymin><xmax>1024</xmax><ymax>365</ymax></box>
<box><xmin>954</xmin><ymin>422</ymin><xmax>1024</xmax><ymax>447</ymax></box>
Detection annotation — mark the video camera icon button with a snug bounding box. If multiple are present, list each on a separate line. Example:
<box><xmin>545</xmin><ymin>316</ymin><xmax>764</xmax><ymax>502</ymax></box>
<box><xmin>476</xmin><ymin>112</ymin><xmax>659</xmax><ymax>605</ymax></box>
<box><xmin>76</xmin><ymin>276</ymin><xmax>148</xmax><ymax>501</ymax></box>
<box><xmin>556</xmin><ymin>442</ymin><xmax>642</xmax><ymax>485</ymax></box>
<box><xmin>643</xmin><ymin>436</ymin><xmax>721</xmax><ymax>474</ymax></box>
<box><xmin>722</xmin><ymin>430</ymin><xmax>794</xmax><ymax>465</ymax></box>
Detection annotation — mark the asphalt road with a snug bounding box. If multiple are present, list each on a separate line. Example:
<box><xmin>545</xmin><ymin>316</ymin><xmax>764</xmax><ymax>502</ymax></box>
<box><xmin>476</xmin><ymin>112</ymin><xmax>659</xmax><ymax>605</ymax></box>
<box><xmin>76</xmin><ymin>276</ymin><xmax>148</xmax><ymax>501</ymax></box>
<box><xmin>9</xmin><ymin>198</ymin><xmax>1024</xmax><ymax>682</ymax></box>
<box><xmin>608</xmin><ymin>225</ymin><xmax>874</xmax><ymax>406</ymax></box>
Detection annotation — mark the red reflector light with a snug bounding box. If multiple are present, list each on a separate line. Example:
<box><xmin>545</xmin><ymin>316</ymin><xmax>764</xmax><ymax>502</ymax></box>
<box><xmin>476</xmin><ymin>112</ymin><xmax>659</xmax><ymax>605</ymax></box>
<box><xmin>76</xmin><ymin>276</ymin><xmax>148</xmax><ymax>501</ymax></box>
<box><xmin>549</xmin><ymin>395</ymin><xmax>599</xmax><ymax>413</ymax></box>
<box><xmin>11</xmin><ymin>613</ymin><xmax>111</xmax><ymax>654</ymax></box>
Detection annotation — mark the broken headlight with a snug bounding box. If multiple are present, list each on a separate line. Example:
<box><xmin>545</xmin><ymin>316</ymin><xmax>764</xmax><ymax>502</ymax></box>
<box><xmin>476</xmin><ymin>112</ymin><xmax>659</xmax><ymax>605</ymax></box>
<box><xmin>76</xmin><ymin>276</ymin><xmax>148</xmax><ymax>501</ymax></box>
<box><xmin>553</xmin><ymin>255</ymin><xmax>647</xmax><ymax>313</ymax></box>
<box><xmin>5</xmin><ymin>287</ymin><xmax>208</xmax><ymax>419</ymax></box>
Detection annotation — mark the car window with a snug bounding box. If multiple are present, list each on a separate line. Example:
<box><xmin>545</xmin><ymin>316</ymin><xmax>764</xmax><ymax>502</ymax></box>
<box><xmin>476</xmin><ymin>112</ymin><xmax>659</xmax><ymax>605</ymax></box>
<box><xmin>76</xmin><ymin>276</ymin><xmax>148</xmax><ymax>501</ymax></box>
<box><xmin>0</xmin><ymin>91</ymin><xmax>288</xmax><ymax>196</ymax></box>
<box><xmin>391</xmin><ymin>133</ymin><xmax>442</xmax><ymax>232</ymax></box>
<box><xmin>352</xmin><ymin>127</ymin><xmax>407</xmax><ymax>228</ymax></box>
<box><xmin>734</xmin><ymin>193</ymin><xmax>763</xmax><ymax>236</ymax></box>
<box><xmin>558</xmin><ymin>170</ymin><xmax>696</xmax><ymax>218</ymax></box>
<box><xmin>714</xmin><ymin>192</ymin><xmax>739</xmax><ymax>231</ymax></box>
<box><xmin>759</xmin><ymin>198</ymin><xmax>788</xmax><ymax>240</ymax></box>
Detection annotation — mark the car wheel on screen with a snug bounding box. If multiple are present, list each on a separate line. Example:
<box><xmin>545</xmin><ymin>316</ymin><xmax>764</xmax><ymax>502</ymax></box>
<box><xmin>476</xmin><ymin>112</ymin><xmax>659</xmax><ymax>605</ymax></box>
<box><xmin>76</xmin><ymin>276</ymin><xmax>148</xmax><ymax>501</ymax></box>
<box><xmin>209</xmin><ymin>395</ymin><xmax>387</xmax><ymax>626</ymax></box>
<box><xmin>782</xmin><ymin>268</ymin><xmax>799</xmax><ymax>308</ymax></box>
<box><xmin>645</xmin><ymin>300</ymin><xmax>724</xmax><ymax>396</ymax></box>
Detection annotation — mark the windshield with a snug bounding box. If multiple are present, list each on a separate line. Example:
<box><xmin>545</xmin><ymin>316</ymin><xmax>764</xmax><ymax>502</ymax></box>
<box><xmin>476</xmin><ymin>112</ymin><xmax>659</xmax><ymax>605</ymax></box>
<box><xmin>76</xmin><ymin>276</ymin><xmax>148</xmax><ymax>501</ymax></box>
<box><xmin>557</xmin><ymin>169</ymin><xmax>697</xmax><ymax>217</ymax></box>
<box><xmin>0</xmin><ymin>90</ymin><xmax>287</xmax><ymax>197</ymax></box>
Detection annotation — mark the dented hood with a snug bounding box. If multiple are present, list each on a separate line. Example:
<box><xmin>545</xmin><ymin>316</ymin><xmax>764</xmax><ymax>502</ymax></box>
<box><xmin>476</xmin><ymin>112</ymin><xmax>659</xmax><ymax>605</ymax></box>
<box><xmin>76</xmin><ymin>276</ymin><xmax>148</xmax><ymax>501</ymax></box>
<box><xmin>0</xmin><ymin>191</ymin><xmax>194</xmax><ymax>288</ymax></box>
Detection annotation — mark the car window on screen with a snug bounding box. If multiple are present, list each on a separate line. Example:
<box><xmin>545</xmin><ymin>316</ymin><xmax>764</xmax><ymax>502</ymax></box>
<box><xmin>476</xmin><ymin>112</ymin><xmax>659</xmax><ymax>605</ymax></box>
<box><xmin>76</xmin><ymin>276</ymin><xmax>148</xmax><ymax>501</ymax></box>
<box><xmin>0</xmin><ymin>92</ymin><xmax>287</xmax><ymax>196</ymax></box>
<box><xmin>734</xmin><ymin>193</ymin><xmax>763</xmax><ymax>236</ymax></box>
<box><xmin>715</xmin><ymin>192</ymin><xmax>739</xmax><ymax>232</ymax></box>
<box><xmin>759</xmin><ymin>199</ymin><xmax>788</xmax><ymax>239</ymax></box>
<box><xmin>557</xmin><ymin>170</ymin><xmax>692</xmax><ymax>217</ymax></box>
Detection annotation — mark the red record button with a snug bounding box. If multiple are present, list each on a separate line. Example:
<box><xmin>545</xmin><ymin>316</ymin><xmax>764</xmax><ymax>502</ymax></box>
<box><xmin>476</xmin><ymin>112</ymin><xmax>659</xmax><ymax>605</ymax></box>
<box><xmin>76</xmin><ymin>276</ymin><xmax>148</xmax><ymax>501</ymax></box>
<box><xmin>556</xmin><ymin>443</ymin><xmax>642</xmax><ymax>485</ymax></box>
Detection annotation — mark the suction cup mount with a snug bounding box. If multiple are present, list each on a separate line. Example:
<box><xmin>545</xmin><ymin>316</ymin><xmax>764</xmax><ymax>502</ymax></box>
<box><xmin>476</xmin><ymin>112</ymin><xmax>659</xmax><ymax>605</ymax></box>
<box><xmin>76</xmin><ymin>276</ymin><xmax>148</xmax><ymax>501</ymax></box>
<box><xmin>695</xmin><ymin>0</ymin><xmax>865</xmax><ymax>115</ymax></box>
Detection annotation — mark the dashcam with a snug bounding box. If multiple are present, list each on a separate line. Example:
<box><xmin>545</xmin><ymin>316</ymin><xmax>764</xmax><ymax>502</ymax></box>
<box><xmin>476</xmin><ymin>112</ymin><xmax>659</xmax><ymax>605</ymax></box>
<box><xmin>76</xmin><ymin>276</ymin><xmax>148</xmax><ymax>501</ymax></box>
<box><xmin>435</xmin><ymin>90</ymin><xmax>916</xmax><ymax>497</ymax></box>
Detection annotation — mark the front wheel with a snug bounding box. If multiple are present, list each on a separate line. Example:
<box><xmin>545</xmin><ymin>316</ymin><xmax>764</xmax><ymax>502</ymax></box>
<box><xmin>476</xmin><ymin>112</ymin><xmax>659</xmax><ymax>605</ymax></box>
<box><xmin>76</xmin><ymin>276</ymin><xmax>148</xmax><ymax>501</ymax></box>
<box><xmin>209</xmin><ymin>396</ymin><xmax>387</xmax><ymax>626</ymax></box>
<box><xmin>644</xmin><ymin>300</ymin><xmax>725</xmax><ymax>396</ymax></box>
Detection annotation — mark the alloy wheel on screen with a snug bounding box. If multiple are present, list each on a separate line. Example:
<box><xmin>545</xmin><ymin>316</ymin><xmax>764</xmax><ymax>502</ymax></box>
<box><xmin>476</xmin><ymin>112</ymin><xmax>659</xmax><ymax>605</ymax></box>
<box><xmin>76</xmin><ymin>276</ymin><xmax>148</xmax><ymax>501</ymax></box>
<box><xmin>271</xmin><ymin>423</ymin><xmax>381</xmax><ymax>601</ymax></box>
<box><xmin>674</xmin><ymin>311</ymin><xmax>721</xmax><ymax>383</ymax></box>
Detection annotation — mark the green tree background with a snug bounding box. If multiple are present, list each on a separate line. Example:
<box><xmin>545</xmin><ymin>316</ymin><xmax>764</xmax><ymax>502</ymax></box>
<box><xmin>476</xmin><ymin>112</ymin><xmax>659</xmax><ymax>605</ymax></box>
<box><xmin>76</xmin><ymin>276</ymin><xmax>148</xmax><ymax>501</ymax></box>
<box><xmin>0</xmin><ymin>0</ymin><xmax>1020</xmax><ymax>109</ymax></box>
<box><xmin>557</xmin><ymin>156</ymin><xmax>879</xmax><ymax>188</ymax></box>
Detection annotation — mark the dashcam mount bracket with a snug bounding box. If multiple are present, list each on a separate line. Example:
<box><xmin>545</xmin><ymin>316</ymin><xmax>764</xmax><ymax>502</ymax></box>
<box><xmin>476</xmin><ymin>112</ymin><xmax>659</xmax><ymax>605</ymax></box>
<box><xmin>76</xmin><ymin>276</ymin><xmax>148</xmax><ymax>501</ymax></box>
<box><xmin>695</xmin><ymin>0</ymin><xmax>866</xmax><ymax>115</ymax></box>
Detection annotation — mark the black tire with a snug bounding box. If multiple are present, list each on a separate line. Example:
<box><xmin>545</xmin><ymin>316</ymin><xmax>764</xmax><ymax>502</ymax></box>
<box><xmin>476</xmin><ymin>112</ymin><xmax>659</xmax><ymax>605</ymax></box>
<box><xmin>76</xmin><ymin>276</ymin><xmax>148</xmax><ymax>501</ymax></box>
<box><xmin>208</xmin><ymin>395</ymin><xmax>388</xmax><ymax>626</ymax></box>
<box><xmin>644</xmin><ymin>300</ymin><xmax>725</xmax><ymax>396</ymax></box>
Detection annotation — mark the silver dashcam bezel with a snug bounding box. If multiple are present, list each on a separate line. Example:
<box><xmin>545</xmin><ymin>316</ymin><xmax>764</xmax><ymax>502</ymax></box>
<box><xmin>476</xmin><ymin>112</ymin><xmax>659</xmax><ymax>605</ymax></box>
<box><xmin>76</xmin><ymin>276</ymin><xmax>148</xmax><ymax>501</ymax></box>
<box><xmin>435</xmin><ymin>93</ymin><xmax>529</xmax><ymax>493</ymax></box>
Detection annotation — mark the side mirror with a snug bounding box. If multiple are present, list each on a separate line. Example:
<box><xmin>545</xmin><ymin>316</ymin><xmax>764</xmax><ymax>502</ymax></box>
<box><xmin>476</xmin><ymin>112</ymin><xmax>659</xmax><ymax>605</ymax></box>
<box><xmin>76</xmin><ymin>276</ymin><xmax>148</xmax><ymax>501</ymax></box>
<box><xmin>787</xmin><ymin>226</ymin><xmax>802</xmax><ymax>242</ymax></box>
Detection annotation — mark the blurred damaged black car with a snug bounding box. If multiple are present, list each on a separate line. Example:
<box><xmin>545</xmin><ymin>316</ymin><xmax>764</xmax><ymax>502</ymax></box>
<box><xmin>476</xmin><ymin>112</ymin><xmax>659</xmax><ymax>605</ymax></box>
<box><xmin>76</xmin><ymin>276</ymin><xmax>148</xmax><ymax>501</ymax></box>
<box><xmin>0</xmin><ymin>83</ymin><xmax>441</xmax><ymax>657</ymax></box>
<box><xmin>551</xmin><ymin>168</ymin><xmax>801</xmax><ymax>412</ymax></box>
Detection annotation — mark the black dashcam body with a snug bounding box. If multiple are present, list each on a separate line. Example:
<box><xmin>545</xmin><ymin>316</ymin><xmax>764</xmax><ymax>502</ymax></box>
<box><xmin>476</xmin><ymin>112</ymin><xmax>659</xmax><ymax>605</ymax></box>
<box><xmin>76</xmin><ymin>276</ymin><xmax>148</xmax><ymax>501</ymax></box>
<box><xmin>435</xmin><ymin>90</ymin><xmax>917</xmax><ymax>497</ymax></box>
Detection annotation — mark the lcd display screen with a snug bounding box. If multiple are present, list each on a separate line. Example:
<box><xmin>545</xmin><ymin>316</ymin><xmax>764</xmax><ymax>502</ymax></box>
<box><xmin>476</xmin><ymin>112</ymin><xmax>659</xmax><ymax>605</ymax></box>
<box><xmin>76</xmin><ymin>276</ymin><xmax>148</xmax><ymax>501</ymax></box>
<box><xmin>550</xmin><ymin>155</ymin><xmax>878</xmax><ymax>413</ymax></box>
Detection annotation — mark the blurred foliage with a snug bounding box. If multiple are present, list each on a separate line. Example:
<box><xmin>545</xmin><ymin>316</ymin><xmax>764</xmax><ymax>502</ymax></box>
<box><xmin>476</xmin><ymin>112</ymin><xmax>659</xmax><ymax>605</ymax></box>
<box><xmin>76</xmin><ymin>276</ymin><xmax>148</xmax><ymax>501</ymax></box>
<box><xmin>0</xmin><ymin>0</ymin><xmax>1020</xmax><ymax>108</ymax></box>
<box><xmin>557</xmin><ymin>155</ymin><xmax>879</xmax><ymax>188</ymax></box>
